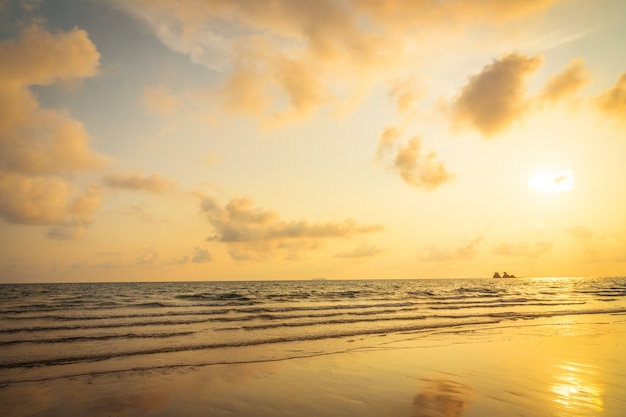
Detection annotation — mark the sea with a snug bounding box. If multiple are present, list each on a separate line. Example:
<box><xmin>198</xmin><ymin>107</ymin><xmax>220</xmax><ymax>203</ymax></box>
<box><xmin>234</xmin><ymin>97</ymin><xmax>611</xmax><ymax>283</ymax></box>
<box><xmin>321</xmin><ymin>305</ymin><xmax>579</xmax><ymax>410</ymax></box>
<box><xmin>1</xmin><ymin>276</ymin><xmax>626</xmax><ymax>387</ymax></box>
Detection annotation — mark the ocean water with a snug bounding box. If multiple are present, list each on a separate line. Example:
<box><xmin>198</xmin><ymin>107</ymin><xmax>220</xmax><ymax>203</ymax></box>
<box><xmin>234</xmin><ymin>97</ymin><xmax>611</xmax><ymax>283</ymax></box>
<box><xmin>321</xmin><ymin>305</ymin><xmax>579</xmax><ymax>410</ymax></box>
<box><xmin>1</xmin><ymin>277</ymin><xmax>625</xmax><ymax>387</ymax></box>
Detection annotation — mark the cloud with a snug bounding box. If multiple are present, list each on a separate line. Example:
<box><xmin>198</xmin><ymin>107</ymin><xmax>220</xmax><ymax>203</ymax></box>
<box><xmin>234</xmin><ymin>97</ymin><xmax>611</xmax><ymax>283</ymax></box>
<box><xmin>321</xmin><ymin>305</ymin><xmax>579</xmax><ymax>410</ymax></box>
<box><xmin>0</xmin><ymin>25</ymin><xmax>105</xmax><ymax>239</ymax></box>
<box><xmin>102</xmin><ymin>173</ymin><xmax>176</xmax><ymax>193</ymax></box>
<box><xmin>493</xmin><ymin>240</ymin><xmax>552</xmax><ymax>257</ymax></box>
<box><xmin>420</xmin><ymin>235</ymin><xmax>484</xmax><ymax>262</ymax></box>
<box><xmin>272</xmin><ymin>56</ymin><xmax>333</xmax><ymax>125</ymax></box>
<box><xmin>71</xmin><ymin>252</ymin><xmax>128</xmax><ymax>270</ymax></box>
<box><xmin>335</xmin><ymin>243</ymin><xmax>384</xmax><ymax>260</ymax></box>
<box><xmin>355</xmin><ymin>0</ymin><xmax>559</xmax><ymax>27</ymax></box>
<box><xmin>376</xmin><ymin>126</ymin><xmax>402</xmax><ymax>160</ymax></box>
<box><xmin>539</xmin><ymin>59</ymin><xmax>590</xmax><ymax>103</ymax></box>
<box><xmin>113</xmin><ymin>1</ymin><xmax>558</xmax><ymax>126</ymax></box>
<box><xmin>448</xmin><ymin>53</ymin><xmax>542</xmax><ymax>136</ymax></box>
<box><xmin>596</xmin><ymin>73</ymin><xmax>626</xmax><ymax>123</ymax></box>
<box><xmin>566</xmin><ymin>226</ymin><xmax>603</xmax><ymax>257</ymax></box>
<box><xmin>566</xmin><ymin>225</ymin><xmax>594</xmax><ymax>241</ymax></box>
<box><xmin>0</xmin><ymin>24</ymin><xmax>100</xmax><ymax>86</ymax></box>
<box><xmin>394</xmin><ymin>137</ymin><xmax>455</xmax><ymax>190</ymax></box>
<box><xmin>112</xmin><ymin>203</ymin><xmax>166</xmax><ymax>224</ymax></box>
<box><xmin>136</xmin><ymin>247</ymin><xmax>159</xmax><ymax>265</ymax></box>
<box><xmin>191</xmin><ymin>246</ymin><xmax>212</xmax><ymax>263</ymax></box>
<box><xmin>72</xmin><ymin>248</ymin><xmax>163</xmax><ymax>270</ymax></box>
<box><xmin>0</xmin><ymin>173</ymin><xmax>75</xmax><ymax>225</ymax></box>
<box><xmin>198</xmin><ymin>194</ymin><xmax>382</xmax><ymax>261</ymax></box>
<box><xmin>173</xmin><ymin>255</ymin><xmax>189</xmax><ymax>264</ymax></box>
<box><xmin>388</xmin><ymin>76</ymin><xmax>423</xmax><ymax>113</ymax></box>
<box><xmin>71</xmin><ymin>247</ymin><xmax>168</xmax><ymax>269</ymax></box>
<box><xmin>143</xmin><ymin>86</ymin><xmax>182</xmax><ymax>116</ymax></box>
<box><xmin>0</xmin><ymin>25</ymin><xmax>104</xmax><ymax>174</ymax></box>
<box><xmin>376</xmin><ymin>128</ymin><xmax>454</xmax><ymax>190</ymax></box>
<box><xmin>0</xmin><ymin>173</ymin><xmax>102</xmax><ymax>239</ymax></box>
<box><xmin>219</xmin><ymin>46</ymin><xmax>274</xmax><ymax>116</ymax></box>
<box><xmin>46</xmin><ymin>185</ymin><xmax>102</xmax><ymax>240</ymax></box>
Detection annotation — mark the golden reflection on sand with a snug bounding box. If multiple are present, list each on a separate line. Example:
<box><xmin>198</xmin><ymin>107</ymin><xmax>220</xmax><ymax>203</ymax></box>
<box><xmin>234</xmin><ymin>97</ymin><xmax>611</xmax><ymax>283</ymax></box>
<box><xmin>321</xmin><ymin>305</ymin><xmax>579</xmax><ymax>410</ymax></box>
<box><xmin>412</xmin><ymin>379</ymin><xmax>475</xmax><ymax>417</ymax></box>
<box><xmin>551</xmin><ymin>361</ymin><xmax>603</xmax><ymax>413</ymax></box>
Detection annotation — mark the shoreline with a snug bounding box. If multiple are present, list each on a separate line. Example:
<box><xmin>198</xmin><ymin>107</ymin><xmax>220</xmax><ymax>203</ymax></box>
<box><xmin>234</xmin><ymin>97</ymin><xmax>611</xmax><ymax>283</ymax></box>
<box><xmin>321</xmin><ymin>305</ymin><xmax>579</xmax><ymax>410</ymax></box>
<box><xmin>2</xmin><ymin>313</ymin><xmax>625</xmax><ymax>416</ymax></box>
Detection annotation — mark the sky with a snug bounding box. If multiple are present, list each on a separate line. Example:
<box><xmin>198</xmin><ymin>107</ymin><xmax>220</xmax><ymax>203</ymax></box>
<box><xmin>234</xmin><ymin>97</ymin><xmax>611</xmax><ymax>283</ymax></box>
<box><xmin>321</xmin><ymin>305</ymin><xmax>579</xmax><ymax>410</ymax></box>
<box><xmin>0</xmin><ymin>0</ymin><xmax>625</xmax><ymax>283</ymax></box>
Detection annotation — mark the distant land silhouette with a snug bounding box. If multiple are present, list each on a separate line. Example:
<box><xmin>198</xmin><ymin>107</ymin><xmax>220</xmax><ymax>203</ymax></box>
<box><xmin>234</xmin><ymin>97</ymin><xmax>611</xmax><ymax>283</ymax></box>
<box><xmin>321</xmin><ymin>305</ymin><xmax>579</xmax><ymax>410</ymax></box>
<box><xmin>493</xmin><ymin>272</ymin><xmax>515</xmax><ymax>278</ymax></box>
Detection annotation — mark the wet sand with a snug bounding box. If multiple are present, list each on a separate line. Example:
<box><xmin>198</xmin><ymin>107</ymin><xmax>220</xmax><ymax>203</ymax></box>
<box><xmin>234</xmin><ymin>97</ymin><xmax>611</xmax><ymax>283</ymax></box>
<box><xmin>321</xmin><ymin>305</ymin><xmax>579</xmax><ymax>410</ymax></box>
<box><xmin>2</xmin><ymin>313</ymin><xmax>625</xmax><ymax>417</ymax></box>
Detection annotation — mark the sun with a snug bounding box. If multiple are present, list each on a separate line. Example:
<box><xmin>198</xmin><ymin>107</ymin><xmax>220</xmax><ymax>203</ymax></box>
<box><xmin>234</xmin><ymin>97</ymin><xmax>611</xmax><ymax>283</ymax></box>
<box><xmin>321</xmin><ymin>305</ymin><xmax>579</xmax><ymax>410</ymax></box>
<box><xmin>528</xmin><ymin>169</ymin><xmax>575</xmax><ymax>194</ymax></box>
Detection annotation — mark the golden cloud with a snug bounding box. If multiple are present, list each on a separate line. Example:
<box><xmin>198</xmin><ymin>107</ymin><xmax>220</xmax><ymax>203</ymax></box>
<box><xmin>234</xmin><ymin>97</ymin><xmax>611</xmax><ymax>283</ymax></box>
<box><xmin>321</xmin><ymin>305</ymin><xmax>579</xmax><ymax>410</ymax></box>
<box><xmin>354</xmin><ymin>0</ymin><xmax>559</xmax><ymax>28</ymax></box>
<box><xmin>566</xmin><ymin>225</ymin><xmax>594</xmax><ymax>241</ymax></box>
<box><xmin>0</xmin><ymin>173</ymin><xmax>102</xmax><ymax>239</ymax></box>
<box><xmin>420</xmin><ymin>235</ymin><xmax>484</xmax><ymax>262</ymax></box>
<box><xmin>376</xmin><ymin>126</ymin><xmax>402</xmax><ymax>160</ymax></box>
<box><xmin>448</xmin><ymin>52</ymin><xmax>542</xmax><ymax>137</ymax></box>
<box><xmin>539</xmin><ymin>59</ymin><xmax>590</xmax><ymax>103</ymax></box>
<box><xmin>220</xmin><ymin>52</ymin><xmax>273</xmax><ymax>116</ymax></box>
<box><xmin>191</xmin><ymin>246</ymin><xmax>212</xmax><ymax>263</ymax></box>
<box><xmin>334</xmin><ymin>243</ymin><xmax>384</xmax><ymax>260</ymax></box>
<box><xmin>136</xmin><ymin>247</ymin><xmax>159</xmax><ymax>265</ymax></box>
<box><xmin>388</xmin><ymin>76</ymin><xmax>423</xmax><ymax>113</ymax></box>
<box><xmin>0</xmin><ymin>100</ymin><xmax>108</xmax><ymax>175</ymax></box>
<box><xmin>198</xmin><ymin>195</ymin><xmax>383</xmax><ymax>261</ymax></box>
<box><xmin>0</xmin><ymin>173</ymin><xmax>74</xmax><ymax>224</ymax></box>
<box><xmin>596</xmin><ymin>73</ymin><xmax>626</xmax><ymax>123</ymax></box>
<box><xmin>72</xmin><ymin>247</ymin><xmax>164</xmax><ymax>269</ymax></box>
<box><xmin>46</xmin><ymin>185</ymin><xmax>102</xmax><ymax>240</ymax></box>
<box><xmin>0</xmin><ymin>25</ymin><xmax>104</xmax><ymax>175</ymax></box>
<box><xmin>394</xmin><ymin>137</ymin><xmax>455</xmax><ymax>190</ymax></box>
<box><xmin>102</xmin><ymin>173</ymin><xmax>176</xmax><ymax>193</ymax></box>
<box><xmin>493</xmin><ymin>240</ymin><xmax>552</xmax><ymax>257</ymax></box>
<box><xmin>0</xmin><ymin>24</ymin><xmax>100</xmax><ymax>86</ymax></box>
<box><xmin>0</xmin><ymin>25</ymin><xmax>106</xmax><ymax>239</ymax></box>
<box><xmin>115</xmin><ymin>0</ymin><xmax>560</xmax><ymax>126</ymax></box>
<box><xmin>376</xmin><ymin>127</ymin><xmax>454</xmax><ymax>190</ymax></box>
<box><xmin>143</xmin><ymin>86</ymin><xmax>182</xmax><ymax>116</ymax></box>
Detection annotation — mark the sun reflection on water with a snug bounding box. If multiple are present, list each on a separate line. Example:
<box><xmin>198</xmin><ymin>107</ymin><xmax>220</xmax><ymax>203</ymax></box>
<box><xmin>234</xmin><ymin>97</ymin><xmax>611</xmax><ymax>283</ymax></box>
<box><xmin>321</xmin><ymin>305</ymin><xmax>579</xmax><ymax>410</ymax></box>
<box><xmin>551</xmin><ymin>361</ymin><xmax>603</xmax><ymax>412</ymax></box>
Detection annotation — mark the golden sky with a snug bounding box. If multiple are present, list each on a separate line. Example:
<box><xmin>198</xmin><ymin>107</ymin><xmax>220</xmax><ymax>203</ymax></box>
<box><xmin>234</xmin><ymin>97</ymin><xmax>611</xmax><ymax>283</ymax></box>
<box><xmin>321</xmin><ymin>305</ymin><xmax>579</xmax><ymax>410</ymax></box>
<box><xmin>1</xmin><ymin>0</ymin><xmax>625</xmax><ymax>282</ymax></box>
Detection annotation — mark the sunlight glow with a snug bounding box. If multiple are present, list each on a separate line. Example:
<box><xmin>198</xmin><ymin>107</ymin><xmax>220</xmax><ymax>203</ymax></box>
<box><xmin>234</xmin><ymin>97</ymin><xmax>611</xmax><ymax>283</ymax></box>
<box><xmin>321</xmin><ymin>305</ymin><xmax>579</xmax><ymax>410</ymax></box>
<box><xmin>528</xmin><ymin>170</ymin><xmax>575</xmax><ymax>194</ymax></box>
<box><xmin>551</xmin><ymin>361</ymin><xmax>603</xmax><ymax>412</ymax></box>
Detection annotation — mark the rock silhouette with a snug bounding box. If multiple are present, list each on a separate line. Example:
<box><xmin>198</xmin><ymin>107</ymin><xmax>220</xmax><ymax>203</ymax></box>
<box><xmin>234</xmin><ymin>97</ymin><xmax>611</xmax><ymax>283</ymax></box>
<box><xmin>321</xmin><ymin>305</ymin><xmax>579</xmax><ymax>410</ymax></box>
<box><xmin>493</xmin><ymin>271</ymin><xmax>515</xmax><ymax>278</ymax></box>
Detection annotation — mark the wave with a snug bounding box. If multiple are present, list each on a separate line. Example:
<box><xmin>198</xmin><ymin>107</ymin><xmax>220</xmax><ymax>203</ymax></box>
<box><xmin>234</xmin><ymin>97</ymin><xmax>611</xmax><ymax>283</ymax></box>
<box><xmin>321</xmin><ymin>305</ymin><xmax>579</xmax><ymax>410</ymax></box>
<box><xmin>0</xmin><ymin>298</ymin><xmax>605</xmax><ymax>335</ymax></box>
<box><xmin>428</xmin><ymin>301</ymin><xmax>586</xmax><ymax>310</ymax></box>
<box><xmin>0</xmin><ymin>331</ymin><xmax>196</xmax><ymax>346</ymax></box>
<box><xmin>0</xmin><ymin>317</ymin><xmax>232</xmax><ymax>334</ymax></box>
<box><xmin>0</xmin><ymin>319</ymin><xmax>500</xmax><ymax>370</ymax></box>
<box><xmin>1</xmin><ymin>309</ymin><xmax>232</xmax><ymax>322</ymax></box>
<box><xmin>3</xmin><ymin>306</ymin><xmax>625</xmax><ymax>373</ymax></box>
<box><xmin>1</xmin><ymin>277</ymin><xmax>625</xmax><ymax>388</ymax></box>
<box><xmin>175</xmin><ymin>292</ymin><xmax>253</xmax><ymax>302</ymax></box>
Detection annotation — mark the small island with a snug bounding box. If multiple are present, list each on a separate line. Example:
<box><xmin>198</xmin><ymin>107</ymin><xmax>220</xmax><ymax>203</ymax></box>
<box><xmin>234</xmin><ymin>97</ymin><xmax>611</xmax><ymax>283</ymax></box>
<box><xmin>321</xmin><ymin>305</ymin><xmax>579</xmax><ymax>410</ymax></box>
<box><xmin>493</xmin><ymin>272</ymin><xmax>515</xmax><ymax>278</ymax></box>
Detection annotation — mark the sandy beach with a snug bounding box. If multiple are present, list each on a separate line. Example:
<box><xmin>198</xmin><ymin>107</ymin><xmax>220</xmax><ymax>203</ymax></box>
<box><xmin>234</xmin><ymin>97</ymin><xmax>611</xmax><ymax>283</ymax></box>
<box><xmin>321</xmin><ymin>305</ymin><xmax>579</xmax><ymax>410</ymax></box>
<box><xmin>2</xmin><ymin>312</ymin><xmax>625</xmax><ymax>417</ymax></box>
